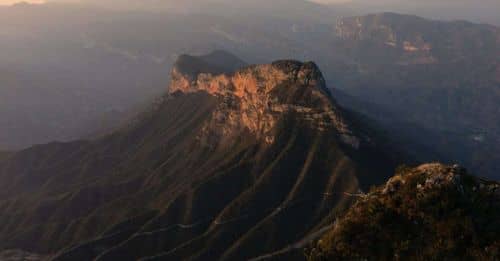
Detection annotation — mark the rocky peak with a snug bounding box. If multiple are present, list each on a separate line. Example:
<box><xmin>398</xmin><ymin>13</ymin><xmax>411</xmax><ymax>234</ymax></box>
<box><xmin>173</xmin><ymin>50</ymin><xmax>247</xmax><ymax>81</ymax></box>
<box><xmin>169</xmin><ymin>53</ymin><xmax>359</xmax><ymax>147</ymax></box>
<box><xmin>382</xmin><ymin>163</ymin><xmax>464</xmax><ymax>195</ymax></box>
<box><xmin>170</xmin><ymin>58</ymin><xmax>329</xmax><ymax>96</ymax></box>
<box><xmin>383</xmin><ymin>163</ymin><xmax>499</xmax><ymax>196</ymax></box>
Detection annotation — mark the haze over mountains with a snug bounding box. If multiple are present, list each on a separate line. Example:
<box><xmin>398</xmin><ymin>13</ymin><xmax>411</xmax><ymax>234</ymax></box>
<box><xmin>1</xmin><ymin>0</ymin><xmax>499</xmax><ymax>179</ymax></box>
<box><xmin>41</xmin><ymin>0</ymin><xmax>500</xmax><ymax>26</ymax></box>
<box><xmin>327</xmin><ymin>0</ymin><xmax>500</xmax><ymax>26</ymax></box>
<box><xmin>0</xmin><ymin>1</ymin><xmax>499</xmax><ymax>259</ymax></box>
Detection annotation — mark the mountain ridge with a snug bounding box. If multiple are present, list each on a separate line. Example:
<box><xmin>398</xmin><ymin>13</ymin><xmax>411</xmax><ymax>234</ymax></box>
<box><xmin>0</xmin><ymin>53</ymin><xmax>398</xmax><ymax>260</ymax></box>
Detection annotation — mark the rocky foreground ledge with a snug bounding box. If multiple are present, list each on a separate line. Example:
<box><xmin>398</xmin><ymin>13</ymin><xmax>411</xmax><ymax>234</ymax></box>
<box><xmin>308</xmin><ymin>163</ymin><xmax>500</xmax><ymax>260</ymax></box>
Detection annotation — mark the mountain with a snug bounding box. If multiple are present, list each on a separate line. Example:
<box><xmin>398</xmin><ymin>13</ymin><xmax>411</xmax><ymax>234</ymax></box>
<box><xmin>0</xmin><ymin>1</ymin><xmax>334</xmax><ymax>150</ymax></box>
<box><xmin>0</xmin><ymin>54</ymin><xmax>399</xmax><ymax>260</ymax></box>
<box><xmin>173</xmin><ymin>50</ymin><xmax>247</xmax><ymax>77</ymax></box>
<box><xmin>328</xmin><ymin>0</ymin><xmax>500</xmax><ymax>26</ymax></box>
<box><xmin>308</xmin><ymin>163</ymin><xmax>500</xmax><ymax>260</ymax></box>
<box><xmin>325</xmin><ymin>13</ymin><xmax>500</xmax><ymax>179</ymax></box>
<box><xmin>0</xmin><ymin>4</ymin><xmax>170</xmax><ymax>150</ymax></box>
<box><xmin>2</xmin><ymin>3</ymin><xmax>499</xmax><ymax>180</ymax></box>
<box><xmin>331</xmin><ymin>13</ymin><xmax>500</xmax><ymax>92</ymax></box>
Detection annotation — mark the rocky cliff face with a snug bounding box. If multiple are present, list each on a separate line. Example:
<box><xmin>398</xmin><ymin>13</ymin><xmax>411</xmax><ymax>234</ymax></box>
<box><xmin>335</xmin><ymin>13</ymin><xmax>500</xmax><ymax>69</ymax></box>
<box><xmin>170</xmin><ymin>57</ymin><xmax>360</xmax><ymax>147</ymax></box>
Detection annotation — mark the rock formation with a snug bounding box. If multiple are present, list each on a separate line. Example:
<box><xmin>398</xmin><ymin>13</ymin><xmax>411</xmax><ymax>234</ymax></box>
<box><xmin>170</xmin><ymin>57</ymin><xmax>360</xmax><ymax>148</ymax></box>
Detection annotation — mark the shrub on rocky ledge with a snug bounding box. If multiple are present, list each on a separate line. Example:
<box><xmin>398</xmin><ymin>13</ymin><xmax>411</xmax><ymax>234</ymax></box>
<box><xmin>308</xmin><ymin>163</ymin><xmax>500</xmax><ymax>260</ymax></box>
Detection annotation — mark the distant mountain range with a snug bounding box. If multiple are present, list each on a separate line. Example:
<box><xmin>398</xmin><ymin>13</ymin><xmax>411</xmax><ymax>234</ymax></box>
<box><xmin>1</xmin><ymin>3</ymin><xmax>499</xmax><ymax>178</ymax></box>
<box><xmin>327</xmin><ymin>0</ymin><xmax>500</xmax><ymax>27</ymax></box>
<box><xmin>327</xmin><ymin>13</ymin><xmax>500</xmax><ymax>179</ymax></box>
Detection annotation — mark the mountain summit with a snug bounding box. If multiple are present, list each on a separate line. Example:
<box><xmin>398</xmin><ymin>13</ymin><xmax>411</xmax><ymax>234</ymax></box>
<box><xmin>0</xmin><ymin>52</ymin><xmax>397</xmax><ymax>260</ymax></box>
<box><xmin>171</xmin><ymin>56</ymin><xmax>360</xmax><ymax>148</ymax></box>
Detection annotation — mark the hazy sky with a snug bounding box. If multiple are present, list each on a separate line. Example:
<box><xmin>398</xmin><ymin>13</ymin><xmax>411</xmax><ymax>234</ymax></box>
<box><xmin>315</xmin><ymin>0</ymin><xmax>499</xmax><ymax>2</ymax></box>
<box><xmin>0</xmin><ymin>0</ymin><xmax>351</xmax><ymax>5</ymax></box>
<box><xmin>1</xmin><ymin>0</ymin><xmax>499</xmax><ymax>5</ymax></box>
<box><xmin>2</xmin><ymin>0</ymin><xmax>499</xmax><ymax>19</ymax></box>
<box><xmin>0</xmin><ymin>0</ymin><xmax>44</xmax><ymax>4</ymax></box>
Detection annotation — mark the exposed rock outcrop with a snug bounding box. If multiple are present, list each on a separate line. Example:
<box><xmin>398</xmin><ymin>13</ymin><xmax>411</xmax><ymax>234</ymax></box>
<box><xmin>170</xmin><ymin>57</ymin><xmax>359</xmax><ymax>147</ymax></box>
